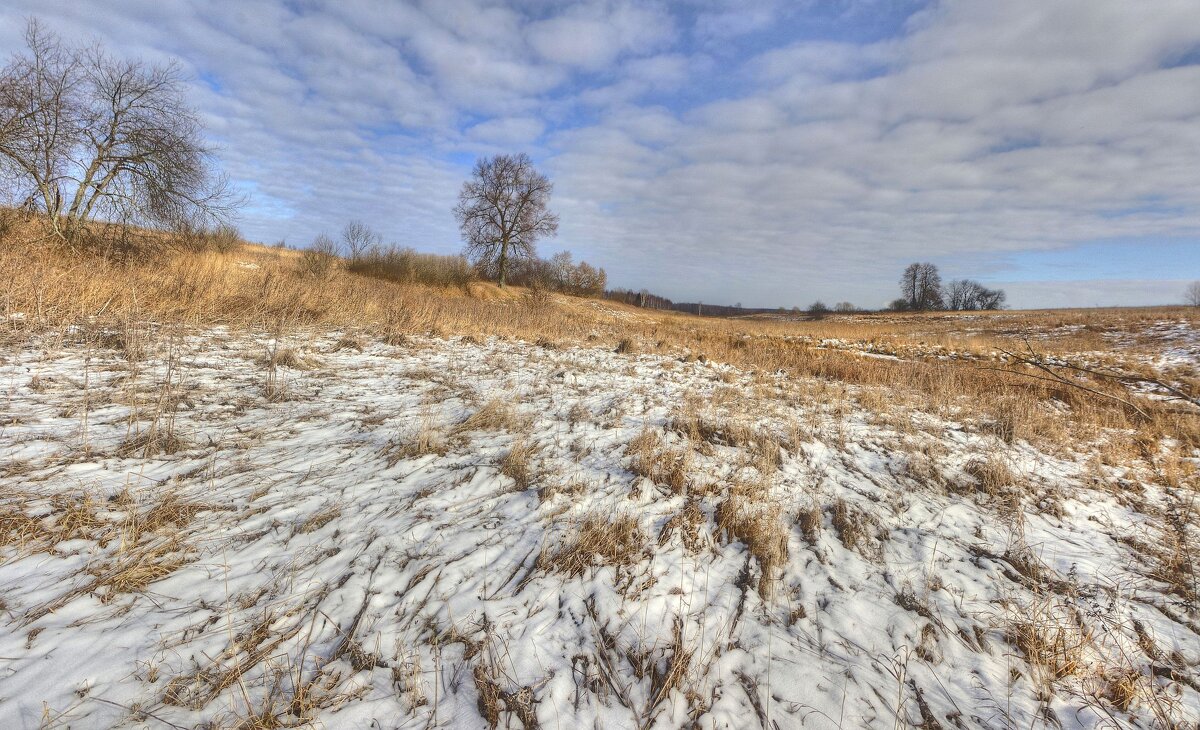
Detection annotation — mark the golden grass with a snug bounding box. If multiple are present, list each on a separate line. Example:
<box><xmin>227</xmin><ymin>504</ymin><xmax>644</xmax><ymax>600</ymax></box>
<box><xmin>658</xmin><ymin>498</ymin><xmax>706</xmax><ymax>552</ymax></box>
<box><xmin>543</xmin><ymin>512</ymin><xmax>647</xmax><ymax>578</ymax></box>
<box><xmin>1006</xmin><ymin>598</ymin><xmax>1088</xmax><ymax>685</ymax></box>
<box><xmin>830</xmin><ymin>498</ymin><xmax>884</xmax><ymax>560</ymax></box>
<box><xmin>715</xmin><ymin>488</ymin><xmax>788</xmax><ymax>599</ymax></box>
<box><xmin>2</xmin><ymin>219</ymin><xmax>1197</xmax><ymax>464</ymax></box>
<box><xmin>90</xmin><ymin>539</ymin><xmax>188</xmax><ymax>603</ymax></box>
<box><xmin>453</xmin><ymin>399</ymin><xmax>524</xmax><ymax>435</ymax></box>
<box><xmin>297</xmin><ymin>505</ymin><xmax>341</xmax><ymax>535</ymax></box>
<box><xmin>498</xmin><ymin>437</ymin><xmax>539</xmax><ymax>490</ymax></box>
<box><xmin>626</xmin><ymin>429</ymin><xmax>690</xmax><ymax>494</ymax></box>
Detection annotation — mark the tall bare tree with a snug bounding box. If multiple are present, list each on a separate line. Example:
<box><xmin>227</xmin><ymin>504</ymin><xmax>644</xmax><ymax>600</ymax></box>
<box><xmin>0</xmin><ymin>20</ymin><xmax>238</xmax><ymax>243</ymax></box>
<box><xmin>1186</xmin><ymin>281</ymin><xmax>1200</xmax><ymax>307</ymax></box>
<box><xmin>900</xmin><ymin>262</ymin><xmax>944</xmax><ymax>310</ymax></box>
<box><xmin>900</xmin><ymin>263</ymin><xmax>920</xmax><ymax>308</ymax></box>
<box><xmin>341</xmin><ymin>220</ymin><xmax>380</xmax><ymax>261</ymax></box>
<box><xmin>454</xmin><ymin>153</ymin><xmax>558</xmax><ymax>288</ymax></box>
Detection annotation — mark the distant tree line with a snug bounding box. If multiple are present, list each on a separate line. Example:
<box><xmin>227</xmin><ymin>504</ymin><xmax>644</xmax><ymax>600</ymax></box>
<box><xmin>606</xmin><ymin>263</ymin><xmax>1006</xmax><ymax>318</ymax></box>
<box><xmin>602</xmin><ymin>289</ymin><xmax>796</xmax><ymax>317</ymax></box>
<box><xmin>605</xmin><ymin>288</ymin><xmax>677</xmax><ymax>310</ymax></box>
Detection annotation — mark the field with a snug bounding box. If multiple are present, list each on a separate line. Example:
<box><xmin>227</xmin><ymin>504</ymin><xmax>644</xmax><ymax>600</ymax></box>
<box><xmin>1</xmin><ymin>239</ymin><xmax>1198</xmax><ymax>728</ymax></box>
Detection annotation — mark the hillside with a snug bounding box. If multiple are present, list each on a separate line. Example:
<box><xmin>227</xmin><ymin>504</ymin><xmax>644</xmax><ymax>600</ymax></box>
<box><xmin>1</xmin><ymin>237</ymin><xmax>1198</xmax><ymax>728</ymax></box>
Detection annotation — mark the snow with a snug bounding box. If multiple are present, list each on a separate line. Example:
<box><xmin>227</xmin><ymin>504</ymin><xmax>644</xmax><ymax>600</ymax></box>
<box><xmin>0</xmin><ymin>327</ymin><xmax>1197</xmax><ymax>728</ymax></box>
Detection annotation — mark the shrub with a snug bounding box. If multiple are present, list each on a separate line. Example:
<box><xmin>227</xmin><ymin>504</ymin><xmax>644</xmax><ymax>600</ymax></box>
<box><xmin>346</xmin><ymin>245</ymin><xmax>474</xmax><ymax>288</ymax></box>
<box><xmin>173</xmin><ymin>222</ymin><xmax>241</xmax><ymax>253</ymax></box>
<box><xmin>299</xmin><ymin>233</ymin><xmax>339</xmax><ymax>279</ymax></box>
<box><xmin>208</xmin><ymin>224</ymin><xmax>241</xmax><ymax>253</ymax></box>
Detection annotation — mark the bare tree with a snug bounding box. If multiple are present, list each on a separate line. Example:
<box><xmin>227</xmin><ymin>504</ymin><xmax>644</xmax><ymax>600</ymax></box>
<box><xmin>900</xmin><ymin>263</ymin><xmax>920</xmax><ymax>309</ymax></box>
<box><xmin>945</xmin><ymin>279</ymin><xmax>969</xmax><ymax>311</ymax></box>
<box><xmin>1186</xmin><ymin>281</ymin><xmax>1200</xmax><ymax>307</ymax></box>
<box><xmin>550</xmin><ymin>250</ymin><xmax>574</xmax><ymax>290</ymax></box>
<box><xmin>946</xmin><ymin>279</ymin><xmax>1006</xmax><ymax>310</ymax></box>
<box><xmin>0</xmin><ymin>19</ymin><xmax>238</xmax><ymax>243</ymax></box>
<box><xmin>976</xmin><ymin>285</ymin><xmax>1006</xmax><ymax>310</ymax></box>
<box><xmin>572</xmin><ymin>260</ymin><xmax>606</xmax><ymax>297</ymax></box>
<box><xmin>454</xmin><ymin>153</ymin><xmax>558</xmax><ymax>288</ymax></box>
<box><xmin>341</xmin><ymin>220</ymin><xmax>380</xmax><ymax>261</ymax></box>
<box><xmin>916</xmin><ymin>263</ymin><xmax>944</xmax><ymax>309</ymax></box>
<box><xmin>834</xmin><ymin>301</ymin><xmax>856</xmax><ymax>312</ymax></box>
<box><xmin>900</xmin><ymin>262</ymin><xmax>944</xmax><ymax>310</ymax></box>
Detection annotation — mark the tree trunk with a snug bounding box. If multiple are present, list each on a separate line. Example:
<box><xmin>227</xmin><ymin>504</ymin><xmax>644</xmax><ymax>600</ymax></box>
<box><xmin>497</xmin><ymin>236</ymin><xmax>509</xmax><ymax>288</ymax></box>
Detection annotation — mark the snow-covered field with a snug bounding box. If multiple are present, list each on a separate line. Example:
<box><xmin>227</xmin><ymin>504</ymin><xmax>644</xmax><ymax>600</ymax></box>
<box><xmin>1</xmin><ymin>327</ymin><xmax>1197</xmax><ymax>728</ymax></box>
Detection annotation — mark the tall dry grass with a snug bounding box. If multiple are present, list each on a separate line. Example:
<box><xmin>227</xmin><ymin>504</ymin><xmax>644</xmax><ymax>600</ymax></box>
<box><xmin>1</xmin><ymin>218</ymin><xmax>1197</xmax><ymax>459</ymax></box>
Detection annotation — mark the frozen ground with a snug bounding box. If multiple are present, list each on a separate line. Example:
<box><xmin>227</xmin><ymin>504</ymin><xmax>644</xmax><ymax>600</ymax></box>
<box><xmin>0</xmin><ymin>327</ymin><xmax>1197</xmax><ymax>728</ymax></box>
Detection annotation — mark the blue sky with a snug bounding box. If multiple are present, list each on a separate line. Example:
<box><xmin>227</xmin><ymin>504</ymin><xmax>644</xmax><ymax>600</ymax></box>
<box><xmin>2</xmin><ymin>0</ymin><xmax>1198</xmax><ymax>309</ymax></box>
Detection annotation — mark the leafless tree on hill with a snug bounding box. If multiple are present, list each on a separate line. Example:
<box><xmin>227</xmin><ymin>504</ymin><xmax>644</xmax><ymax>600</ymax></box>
<box><xmin>341</xmin><ymin>220</ymin><xmax>381</xmax><ymax>262</ymax></box>
<box><xmin>453</xmin><ymin>153</ymin><xmax>558</xmax><ymax>288</ymax></box>
<box><xmin>0</xmin><ymin>19</ymin><xmax>239</xmax><ymax>244</ymax></box>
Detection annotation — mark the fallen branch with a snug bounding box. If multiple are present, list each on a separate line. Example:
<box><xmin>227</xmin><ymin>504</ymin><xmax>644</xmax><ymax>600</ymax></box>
<box><xmin>981</xmin><ymin>341</ymin><xmax>1156</xmax><ymax>421</ymax></box>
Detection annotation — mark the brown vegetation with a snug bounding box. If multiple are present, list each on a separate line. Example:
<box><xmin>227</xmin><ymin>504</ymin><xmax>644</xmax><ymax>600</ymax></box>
<box><xmin>2</xmin><ymin>216</ymin><xmax>1196</xmax><ymax>468</ymax></box>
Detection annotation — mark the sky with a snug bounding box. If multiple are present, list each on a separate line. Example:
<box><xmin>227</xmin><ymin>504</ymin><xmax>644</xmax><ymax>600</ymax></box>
<box><xmin>2</xmin><ymin>0</ymin><xmax>1199</xmax><ymax>309</ymax></box>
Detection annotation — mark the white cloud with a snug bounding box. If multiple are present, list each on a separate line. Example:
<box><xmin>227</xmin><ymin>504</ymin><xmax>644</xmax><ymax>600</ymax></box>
<box><xmin>526</xmin><ymin>1</ymin><xmax>675</xmax><ymax>69</ymax></box>
<box><xmin>466</xmin><ymin>116</ymin><xmax>546</xmax><ymax>145</ymax></box>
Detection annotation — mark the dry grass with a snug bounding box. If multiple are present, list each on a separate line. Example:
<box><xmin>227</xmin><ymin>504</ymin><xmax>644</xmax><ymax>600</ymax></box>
<box><xmin>542</xmin><ymin>512</ymin><xmax>647</xmax><ymax>578</ymax></box>
<box><xmin>90</xmin><ymin>538</ymin><xmax>189</xmax><ymax>603</ymax></box>
<box><xmin>959</xmin><ymin>456</ymin><xmax>1024</xmax><ymax>519</ymax></box>
<box><xmin>715</xmin><ymin>486</ymin><xmax>788</xmax><ymax>599</ymax></box>
<box><xmin>1005</xmin><ymin>597</ymin><xmax>1088</xmax><ymax>692</ymax></box>
<box><xmin>796</xmin><ymin>502</ymin><xmax>822</xmax><ymax>545</ymax></box>
<box><xmin>386</xmin><ymin>406</ymin><xmax>449</xmax><ymax>464</ymax></box>
<box><xmin>260</xmin><ymin>347</ymin><xmax>320</xmax><ymax>370</ymax></box>
<box><xmin>3</xmin><ymin>223</ymin><xmax>1197</xmax><ymax>466</ymax></box>
<box><xmin>658</xmin><ymin>498</ymin><xmax>707</xmax><ymax>552</ymax></box>
<box><xmin>471</xmin><ymin>662</ymin><xmax>541</xmax><ymax>730</ymax></box>
<box><xmin>51</xmin><ymin>492</ymin><xmax>107</xmax><ymax>541</ymax></box>
<box><xmin>830</xmin><ymin>498</ymin><xmax>884</xmax><ymax>560</ymax></box>
<box><xmin>296</xmin><ymin>505</ymin><xmax>341</xmax><ymax>535</ymax></box>
<box><xmin>626</xmin><ymin>429</ymin><xmax>690</xmax><ymax>494</ymax></box>
<box><xmin>0</xmin><ymin>501</ymin><xmax>51</xmax><ymax>554</ymax></box>
<box><xmin>2</xmin><ymin>488</ymin><xmax>211</xmax><ymax>564</ymax></box>
<box><xmin>453</xmin><ymin>399</ymin><xmax>524</xmax><ymax>435</ymax></box>
<box><xmin>498</xmin><ymin>437</ymin><xmax>539</xmax><ymax>490</ymax></box>
<box><xmin>116</xmin><ymin>427</ymin><xmax>189</xmax><ymax>458</ymax></box>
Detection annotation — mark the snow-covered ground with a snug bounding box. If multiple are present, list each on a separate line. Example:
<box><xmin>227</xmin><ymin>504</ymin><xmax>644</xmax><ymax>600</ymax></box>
<box><xmin>0</xmin><ymin>327</ymin><xmax>1197</xmax><ymax>728</ymax></box>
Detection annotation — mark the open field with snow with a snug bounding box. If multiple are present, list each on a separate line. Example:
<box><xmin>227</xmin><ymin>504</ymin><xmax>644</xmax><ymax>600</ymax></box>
<box><xmin>1</xmin><ymin>245</ymin><xmax>1199</xmax><ymax>729</ymax></box>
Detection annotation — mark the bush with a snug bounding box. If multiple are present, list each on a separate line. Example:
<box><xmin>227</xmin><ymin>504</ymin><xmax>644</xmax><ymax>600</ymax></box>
<box><xmin>173</xmin><ymin>222</ymin><xmax>241</xmax><ymax>253</ymax></box>
<box><xmin>505</xmin><ymin>250</ymin><xmax>606</xmax><ymax>297</ymax></box>
<box><xmin>208</xmin><ymin>224</ymin><xmax>241</xmax><ymax>253</ymax></box>
<box><xmin>299</xmin><ymin>233</ymin><xmax>339</xmax><ymax>279</ymax></box>
<box><xmin>346</xmin><ymin>245</ymin><xmax>475</xmax><ymax>288</ymax></box>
